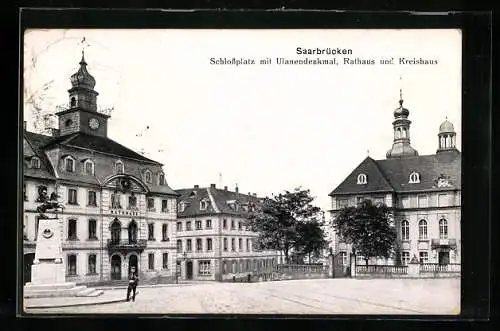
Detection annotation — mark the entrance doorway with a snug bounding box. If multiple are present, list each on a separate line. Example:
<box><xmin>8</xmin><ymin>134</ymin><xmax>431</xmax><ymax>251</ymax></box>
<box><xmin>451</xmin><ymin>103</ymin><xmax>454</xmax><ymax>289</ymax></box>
<box><xmin>438</xmin><ymin>251</ymin><xmax>450</xmax><ymax>265</ymax></box>
<box><xmin>24</xmin><ymin>253</ymin><xmax>35</xmax><ymax>284</ymax></box>
<box><xmin>186</xmin><ymin>261</ymin><xmax>193</xmax><ymax>280</ymax></box>
<box><xmin>129</xmin><ymin>254</ymin><xmax>138</xmax><ymax>274</ymax></box>
<box><xmin>332</xmin><ymin>252</ymin><xmax>350</xmax><ymax>278</ymax></box>
<box><xmin>111</xmin><ymin>255</ymin><xmax>122</xmax><ymax>280</ymax></box>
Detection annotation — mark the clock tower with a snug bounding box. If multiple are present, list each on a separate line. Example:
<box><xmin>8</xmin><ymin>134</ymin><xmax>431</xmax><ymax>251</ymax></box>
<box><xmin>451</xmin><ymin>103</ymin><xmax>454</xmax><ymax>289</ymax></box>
<box><xmin>56</xmin><ymin>51</ymin><xmax>110</xmax><ymax>137</ymax></box>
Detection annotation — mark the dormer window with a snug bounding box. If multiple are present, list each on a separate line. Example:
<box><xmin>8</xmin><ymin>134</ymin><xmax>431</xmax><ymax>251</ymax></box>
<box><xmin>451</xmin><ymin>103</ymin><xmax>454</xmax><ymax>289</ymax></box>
<box><xmin>64</xmin><ymin>156</ymin><xmax>76</xmax><ymax>172</ymax></box>
<box><xmin>31</xmin><ymin>157</ymin><xmax>40</xmax><ymax>169</ymax></box>
<box><xmin>179</xmin><ymin>201</ymin><xmax>187</xmax><ymax>213</ymax></box>
<box><xmin>83</xmin><ymin>159</ymin><xmax>94</xmax><ymax>175</ymax></box>
<box><xmin>115</xmin><ymin>160</ymin><xmax>124</xmax><ymax>174</ymax></box>
<box><xmin>200</xmin><ymin>200</ymin><xmax>207</xmax><ymax>210</ymax></box>
<box><xmin>144</xmin><ymin>170</ymin><xmax>152</xmax><ymax>183</ymax></box>
<box><xmin>159</xmin><ymin>173</ymin><xmax>165</xmax><ymax>185</ymax></box>
<box><xmin>409</xmin><ymin>171</ymin><xmax>420</xmax><ymax>184</ymax></box>
<box><xmin>357</xmin><ymin>173</ymin><xmax>367</xmax><ymax>184</ymax></box>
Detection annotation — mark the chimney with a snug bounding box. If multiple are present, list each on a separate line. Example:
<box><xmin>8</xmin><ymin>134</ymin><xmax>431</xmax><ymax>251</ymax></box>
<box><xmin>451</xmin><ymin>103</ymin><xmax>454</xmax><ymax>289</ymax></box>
<box><xmin>194</xmin><ymin>185</ymin><xmax>199</xmax><ymax>189</ymax></box>
<box><xmin>224</xmin><ymin>186</ymin><xmax>228</xmax><ymax>191</ymax></box>
<box><xmin>253</xmin><ymin>193</ymin><xmax>257</xmax><ymax>197</ymax></box>
<box><xmin>51</xmin><ymin>128</ymin><xmax>60</xmax><ymax>137</ymax></box>
<box><xmin>23</xmin><ymin>121</ymin><xmax>27</xmax><ymax>131</ymax></box>
<box><xmin>235</xmin><ymin>185</ymin><xmax>239</xmax><ymax>193</ymax></box>
<box><xmin>210</xmin><ymin>184</ymin><xmax>216</xmax><ymax>189</ymax></box>
<box><xmin>248</xmin><ymin>192</ymin><xmax>251</xmax><ymax>196</ymax></box>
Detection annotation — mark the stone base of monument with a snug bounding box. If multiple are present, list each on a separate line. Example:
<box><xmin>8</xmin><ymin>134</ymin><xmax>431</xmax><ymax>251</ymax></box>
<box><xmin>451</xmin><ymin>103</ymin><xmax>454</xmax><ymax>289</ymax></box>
<box><xmin>23</xmin><ymin>217</ymin><xmax>104</xmax><ymax>299</ymax></box>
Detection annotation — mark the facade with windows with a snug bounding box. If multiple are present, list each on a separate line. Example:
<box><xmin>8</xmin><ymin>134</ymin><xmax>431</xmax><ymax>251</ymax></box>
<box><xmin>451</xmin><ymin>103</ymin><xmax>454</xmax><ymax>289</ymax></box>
<box><xmin>328</xmin><ymin>95</ymin><xmax>461</xmax><ymax>267</ymax></box>
<box><xmin>175</xmin><ymin>184</ymin><xmax>279</xmax><ymax>281</ymax></box>
<box><xmin>23</xmin><ymin>54</ymin><xmax>179</xmax><ymax>284</ymax></box>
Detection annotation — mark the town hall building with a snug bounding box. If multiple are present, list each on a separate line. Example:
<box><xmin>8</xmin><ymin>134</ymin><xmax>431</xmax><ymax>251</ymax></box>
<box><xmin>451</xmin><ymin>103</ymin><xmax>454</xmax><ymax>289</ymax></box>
<box><xmin>23</xmin><ymin>52</ymin><xmax>179</xmax><ymax>285</ymax></box>
<box><xmin>328</xmin><ymin>93</ymin><xmax>461</xmax><ymax>268</ymax></box>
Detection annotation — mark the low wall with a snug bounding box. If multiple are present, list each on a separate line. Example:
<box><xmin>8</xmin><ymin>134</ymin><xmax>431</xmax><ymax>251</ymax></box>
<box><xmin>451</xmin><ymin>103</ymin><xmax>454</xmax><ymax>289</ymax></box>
<box><xmin>355</xmin><ymin>263</ymin><xmax>461</xmax><ymax>279</ymax></box>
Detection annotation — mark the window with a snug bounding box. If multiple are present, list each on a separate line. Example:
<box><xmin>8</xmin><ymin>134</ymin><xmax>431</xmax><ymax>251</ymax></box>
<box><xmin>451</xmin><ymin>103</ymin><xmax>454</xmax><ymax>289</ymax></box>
<box><xmin>176</xmin><ymin>239</ymin><xmax>182</xmax><ymax>252</ymax></box>
<box><xmin>186</xmin><ymin>221</ymin><xmax>192</xmax><ymax>231</ymax></box>
<box><xmin>418</xmin><ymin>195</ymin><xmax>428</xmax><ymax>208</ymax></box>
<box><xmin>84</xmin><ymin>160</ymin><xmax>94</xmax><ymax>175</ymax></box>
<box><xmin>159</xmin><ymin>173</ymin><xmax>165</xmax><ymax>185</ymax></box>
<box><xmin>409</xmin><ymin>171</ymin><xmax>420</xmax><ymax>184</ymax></box>
<box><xmin>148</xmin><ymin>223</ymin><xmax>155</xmax><ymax>240</ymax></box>
<box><xmin>88</xmin><ymin>219</ymin><xmax>97</xmax><ymax>240</ymax></box>
<box><xmin>340</xmin><ymin>252</ymin><xmax>348</xmax><ymax>265</ymax></box>
<box><xmin>87</xmin><ymin>190</ymin><xmax>97</xmax><ymax>206</ymax></box>
<box><xmin>206</xmin><ymin>238</ymin><xmax>213</xmax><ymax>251</ymax></box>
<box><xmin>238</xmin><ymin>222</ymin><xmax>242</xmax><ymax>230</ymax></box>
<box><xmin>200</xmin><ymin>200</ymin><xmax>207</xmax><ymax>210</ymax></box>
<box><xmin>206</xmin><ymin>219</ymin><xmax>212</xmax><ymax>229</ymax></box>
<box><xmin>223</xmin><ymin>238</ymin><xmax>228</xmax><ymax>251</ymax></box>
<box><xmin>232</xmin><ymin>261</ymin><xmax>237</xmax><ymax>273</ymax></box>
<box><xmin>179</xmin><ymin>202</ymin><xmax>186</xmax><ymax>213</ymax></box>
<box><xmin>246</xmin><ymin>260</ymin><xmax>251</xmax><ymax>271</ymax></box>
<box><xmin>68</xmin><ymin>219</ymin><xmax>77</xmax><ymax>240</ymax></box>
<box><xmin>70</xmin><ymin>97</ymin><xmax>76</xmax><ymax>107</ymax></box>
<box><xmin>115</xmin><ymin>161</ymin><xmax>124</xmax><ymax>174</ymax></box>
<box><xmin>401</xmin><ymin>196</ymin><xmax>410</xmax><ymax>209</ymax></box>
<box><xmin>196</xmin><ymin>238</ymin><xmax>202</xmax><ymax>251</ymax></box>
<box><xmin>337</xmin><ymin>198</ymin><xmax>348</xmax><ymax>209</ymax></box>
<box><xmin>238</xmin><ymin>238</ymin><xmax>243</xmax><ymax>250</ymax></box>
<box><xmin>195</xmin><ymin>220</ymin><xmax>202</xmax><ymax>230</ymax></box>
<box><xmin>162</xmin><ymin>253</ymin><xmax>169</xmax><ymax>269</ymax></box>
<box><xmin>231</xmin><ymin>238</ymin><xmax>235</xmax><ymax>251</ymax></box>
<box><xmin>439</xmin><ymin>218</ymin><xmax>448</xmax><ymax>239</ymax></box>
<box><xmin>162</xmin><ymin>224</ymin><xmax>168</xmax><ymax>241</ymax></box>
<box><xmin>31</xmin><ymin>157</ymin><xmax>40</xmax><ymax>169</ymax></box>
<box><xmin>67</xmin><ymin>254</ymin><xmax>77</xmax><ymax>275</ymax></box>
<box><xmin>198</xmin><ymin>260</ymin><xmax>211</xmax><ymax>275</ymax></box>
<box><xmin>356</xmin><ymin>197</ymin><xmax>364</xmax><ymax>205</ymax></box>
<box><xmin>419</xmin><ymin>252</ymin><xmax>429</xmax><ymax>264</ymax></box>
<box><xmin>111</xmin><ymin>193</ymin><xmax>122</xmax><ymax>209</ymax></box>
<box><xmin>246</xmin><ymin>238</ymin><xmax>250</xmax><ymax>251</ymax></box>
<box><xmin>231</xmin><ymin>219</ymin><xmax>235</xmax><ymax>229</ymax></box>
<box><xmin>438</xmin><ymin>194</ymin><xmax>449</xmax><ymax>207</ymax></box>
<box><xmin>374</xmin><ymin>196</ymin><xmax>384</xmax><ymax>205</ymax></box>
<box><xmin>128</xmin><ymin>194</ymin><xmax>137</xmax><ymax>209</ymax></box>
<box><xmin>186</xmin><ymin>239</ymin><xmax>192</xmax><ymax>252</ymax></box>
<box><xmin>402</xmin><ymin>252</ymin><xmax>410</xmax><ymax>266</ymax></box>
<box><xmin>65</xmin><ymin>157</ymin><xmax>75</xmax><ymax>172</ymax></box>
<box><xmin>418</xmin><ymin>220</ymin><xmax>428</xmax><ymax>240</ymax></box>
<box><xmin>161</xmin><ymin>200</ymin><xmax>168</xmax><ymax>212</ymax></box>
<box><xmin>223</xmin><ymin>219</ymin><xmax>227</xmax><ymax>229</ymax></box>
<box><xmin>68</xmin><ymin>188</ymin><xmax>78</xmax><ymax>205</ymax></box>
<box><xmin>145</xmin><ymin>170</ymin><xmax>152</xmax><ymax>183</ymax></box>
<box><xmin>148</xmin><ymin>253</ymin><xmax>154</xmax><ymax>270</ymax></box>
<box><xmin>147</xmin><ymin>198</ymin><xmax>155</xmax><ymax>211</ymax></box>
<box><xmin>176</xmin><ymin>222</ymin><xmax>182</xmax><ymax>232</ymax></box>
<box><xmin>357</xmin><ymin>173</ymin><xmax>367</xmax><ymax>184</ymax></box>
<box><xmin>401</xmin><ymin>220</ymin><xmax>409</xmax><ymax>241</ymax></box>
<box><xmin>65</xmin><ymin>118</ymin><xmax>73</xmax><ymax>127</ymax></box>
<box><xmin>88</xmin><ymin>254</ymin><xmax>96</xmax><ymax>274</ymax></box>
<box><xmin>24</xmin><ymin>184</ymin><xmax>27</xmax><ymax>201</ymax></box>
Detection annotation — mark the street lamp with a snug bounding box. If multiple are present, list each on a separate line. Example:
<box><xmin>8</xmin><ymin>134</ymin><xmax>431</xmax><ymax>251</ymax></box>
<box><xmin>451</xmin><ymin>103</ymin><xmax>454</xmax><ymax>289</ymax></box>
<box><xmin>176</xmin><ymin>251</ymin><xmax>188</xmax><ymax>284</ymax></box>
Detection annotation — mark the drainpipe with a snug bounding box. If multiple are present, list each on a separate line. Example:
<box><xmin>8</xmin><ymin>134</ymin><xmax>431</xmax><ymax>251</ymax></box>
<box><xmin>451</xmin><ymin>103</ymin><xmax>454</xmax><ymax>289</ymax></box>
<box><xmin>100</xmin><ymin>186</ymin><xmax>104</xmax><ymax>281</ymax></box>
<box><xmin>219</xmin><ymin>214</ymin><xmax>222</xmax><ymax>281</ymax></box>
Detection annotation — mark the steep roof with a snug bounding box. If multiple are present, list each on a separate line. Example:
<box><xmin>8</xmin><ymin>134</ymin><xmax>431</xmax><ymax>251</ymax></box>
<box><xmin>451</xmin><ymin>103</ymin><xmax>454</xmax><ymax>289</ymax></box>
<box><xmin>23</xmin><ymin>132</ymin><xmax>56</xmax><ymax>180</ymax></box>
<box><xmin>329</xmin><ymin>151</ymin><xmax>461</xmax><ymax>196</ymax></box>
<box><xmin>44</xmin><ymin>132</ymin><xmax>161</xmax><ymax>165</ymax></box>
<box><xmin>175</xmin><ymin>186</ymin><xmax>261</xmax><ymax>218</ymax></box>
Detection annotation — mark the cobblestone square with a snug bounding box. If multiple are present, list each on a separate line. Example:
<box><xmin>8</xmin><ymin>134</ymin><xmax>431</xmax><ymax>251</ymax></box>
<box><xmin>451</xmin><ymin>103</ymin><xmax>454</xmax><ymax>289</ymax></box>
<box><xmin>25</xmin><ymin>278</ymin><xmax>460</xmax><ymax>315</ymax></box>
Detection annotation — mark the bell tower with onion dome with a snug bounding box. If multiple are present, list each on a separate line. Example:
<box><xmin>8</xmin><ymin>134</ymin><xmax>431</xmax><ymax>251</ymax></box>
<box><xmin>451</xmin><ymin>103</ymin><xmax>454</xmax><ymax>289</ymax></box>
<box><xmin>437</xmin><ymin>117</ymin><xmax>459</xmax><ymax>153</ymax></box>
<box><xmin>56</xmin><ymin>42</ymin><xmax>110</xmax><ymax>138</ymax></box>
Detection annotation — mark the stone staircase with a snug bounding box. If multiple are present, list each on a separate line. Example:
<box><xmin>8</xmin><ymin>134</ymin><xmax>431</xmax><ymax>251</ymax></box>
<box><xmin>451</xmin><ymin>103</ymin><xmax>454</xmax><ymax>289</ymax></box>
<box><xmin>24</xmin><ymin>282</ymin><xmax>104</xmax><ymax>298</ymax></box>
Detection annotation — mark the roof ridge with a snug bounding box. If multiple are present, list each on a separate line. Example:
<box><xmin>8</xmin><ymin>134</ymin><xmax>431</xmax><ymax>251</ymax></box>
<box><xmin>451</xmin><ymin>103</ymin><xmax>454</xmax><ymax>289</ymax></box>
<box><xmin>206</xmin><ymin>188</ymin><xmax>220</xmax><ymax>213</ymax></box>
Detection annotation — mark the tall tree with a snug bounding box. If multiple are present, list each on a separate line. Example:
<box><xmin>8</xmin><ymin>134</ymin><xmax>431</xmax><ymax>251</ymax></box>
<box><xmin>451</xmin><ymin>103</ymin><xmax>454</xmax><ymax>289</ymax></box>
<box><xmin>247</xmin><ymin>188</ymin><xmax>321</xmax><ymax>264</ymax></box>
<box><xmin>295</xmin><ymin>220</ymin><xmax>328</xmax><ymax>263</ymax></box>
<box><xmin>332</xmin><ymin>199</ymin><xmax>396</xmax><ymax>265</ymax></box>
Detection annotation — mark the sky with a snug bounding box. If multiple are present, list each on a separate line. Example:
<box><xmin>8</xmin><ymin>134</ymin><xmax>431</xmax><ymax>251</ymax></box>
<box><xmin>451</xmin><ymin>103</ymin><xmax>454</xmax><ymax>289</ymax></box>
<box><xmin>23</xmin><ymin>29</ymin><xmax>462</xmax><ymax>211</ymax></box>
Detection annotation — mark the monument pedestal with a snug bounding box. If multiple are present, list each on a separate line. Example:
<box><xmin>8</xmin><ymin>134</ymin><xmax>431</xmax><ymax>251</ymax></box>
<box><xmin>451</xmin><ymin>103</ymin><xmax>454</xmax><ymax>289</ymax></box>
<box><xmin>24</xmin><ymin>218</ymin><xmax>103</xmax><ymax>298</ymax></box>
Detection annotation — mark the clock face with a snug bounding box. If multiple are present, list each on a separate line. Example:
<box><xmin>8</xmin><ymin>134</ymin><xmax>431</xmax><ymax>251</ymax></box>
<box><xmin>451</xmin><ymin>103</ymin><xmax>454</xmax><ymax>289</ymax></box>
<box><xmin>89</xmin><ymin>118</ymin><xmax>99</xmax><ymax>130</ymax></box>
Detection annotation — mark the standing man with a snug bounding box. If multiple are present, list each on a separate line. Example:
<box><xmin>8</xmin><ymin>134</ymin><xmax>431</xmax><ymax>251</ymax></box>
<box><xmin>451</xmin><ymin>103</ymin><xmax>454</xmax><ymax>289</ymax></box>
<box><xmin>126</xmin><ymin>266</ymin><xmax>139</xmax><ymax>302</ymax></box>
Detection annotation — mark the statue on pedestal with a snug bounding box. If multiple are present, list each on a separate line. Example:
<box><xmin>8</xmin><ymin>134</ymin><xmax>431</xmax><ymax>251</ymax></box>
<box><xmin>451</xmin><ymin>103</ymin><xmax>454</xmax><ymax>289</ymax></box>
<box><xmin>35</xmin><ymin>186</ymin><xmax>64</xmax><ymax>219</ymax></box>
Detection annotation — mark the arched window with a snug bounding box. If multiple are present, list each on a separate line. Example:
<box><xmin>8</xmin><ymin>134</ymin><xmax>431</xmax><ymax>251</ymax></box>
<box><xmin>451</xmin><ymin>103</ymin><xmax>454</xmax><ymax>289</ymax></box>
<box><xmin>159</xmin><ymin>173</ymin><xmax>165</xmax><ymax>185</ymax></box>
<box><xmin>110</xmin><ymin>219</ymin><xmax>121</xmax><ymax>243</ymax></box>
<box><xmin>64</xmin><ymin>156</ymin><xmax>75</xmax><ymax>172</ymax></box>
<box><xmin>357</xmin><ymin>173</ymin><xmax>367</xmax><ymax>185</ymax></box>
<box><xmin>409</xmin><ymin>171</ymin><xmax>420</xmax><ymax>184</ymax></box>
<box><xmin>401</xmin><ymin>220</ymin><xmax>410</xmax><ymax>241</ymax></box>
<box><xmin>402</xmin><ymin>128</ymin><xmax>408</xmax><ymax>138</ymax></box>
<box><xmin>395</xmin><ymin>127</ymin><xmax>401</xmax><ymax>138</ymax></box>
<box><xmin>31</xmin><ymin>157</ymin><xmax>40</xmax><ymax>169</ymax></box>
<box><xmin>439</xmin><ymin>218</ymin><xmax>448</xmax><ymax>239</ymax></box>
<box><xmin>70</xmin><ymin>97</ymin><xmax>76</xmax><ymax>107</ymax></box>
<box><xmin>144</xmin><ymin>170</ymin><xmax>152</xmax><ymax>183</ymax></box>
<box><xmin>200</xmin><ymin>200</ymin><xmax>207</xmax><ymax>210</ymax></box>
<box><xmin>84</xmin><ymin>160</ymin><xmax>94</xmax><ymax>175</ymax></box>
<box><xmin>418</xmin><ymin>219</ymin><xmax>428</xmax><ymax>240</ymax></box>
<box><xmin>115</xmin><ymin>160</ymin><xmax>124</xmax><ymax>174</ymax></box>
<box><xmin>128</xmin><ymin>220</ymin><xmax>138</xmax><ymax>244</ymax></box>
<box><xmin>176</xmin><ymin>239</ymin><xmax>182</xmax><ymax>252</ymax></box>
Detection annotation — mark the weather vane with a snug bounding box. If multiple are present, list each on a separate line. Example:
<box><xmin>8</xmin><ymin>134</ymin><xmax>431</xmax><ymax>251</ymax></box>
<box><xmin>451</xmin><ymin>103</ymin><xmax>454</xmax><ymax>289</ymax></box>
<box><xmin>79</xmin><ymin>37</ymin><xmax>91</xmax><ymax>57</ymax></box>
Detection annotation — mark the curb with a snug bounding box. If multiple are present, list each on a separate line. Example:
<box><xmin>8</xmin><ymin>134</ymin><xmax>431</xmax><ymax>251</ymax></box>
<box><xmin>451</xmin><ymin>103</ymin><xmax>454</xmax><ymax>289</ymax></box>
<box><xmin>25</xmin><ymin>298</ymin><xmax>126</xmax><ymax>309</ymax></box>
<box><xmin>94</xmin><ymin>283</ymin><xmax>198</xmax><ymax>290</ymax></box>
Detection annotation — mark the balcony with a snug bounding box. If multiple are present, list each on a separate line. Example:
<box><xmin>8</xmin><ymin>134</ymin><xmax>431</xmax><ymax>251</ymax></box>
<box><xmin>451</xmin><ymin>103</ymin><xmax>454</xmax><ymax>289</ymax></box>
<box><xmin>431</xmin><ymin>238</ymin><xmax>457</xmax><ymax>248</ymax></box>
<box><xmin>107</xmin><ymin>239</ymin><xmax>147</xmax><ymax>253</ymax></box>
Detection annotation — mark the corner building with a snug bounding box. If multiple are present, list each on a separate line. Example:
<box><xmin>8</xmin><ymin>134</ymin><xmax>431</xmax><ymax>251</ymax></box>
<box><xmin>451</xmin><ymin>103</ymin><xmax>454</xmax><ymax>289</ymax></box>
<box><xmin>175</xmin><ymin>185</ymin><xmax>280</xmax><ymax>281</ymax></box>
<box><xmin>328</xmin><ymin>95</ymin><xmax>461</xmax><ymax>267</ymax></box>
<box><xmin>23</xmin><ymin>54</ymin><xmax>179</xmax><ymax>284</ymax></box>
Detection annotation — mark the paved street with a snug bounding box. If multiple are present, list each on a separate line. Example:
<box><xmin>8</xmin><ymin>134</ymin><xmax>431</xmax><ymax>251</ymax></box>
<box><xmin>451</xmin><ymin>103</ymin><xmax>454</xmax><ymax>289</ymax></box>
<box><xmin>25</xmin><ymin>278</ymin><xmax>460</xmax><ymax>315</ymax></box>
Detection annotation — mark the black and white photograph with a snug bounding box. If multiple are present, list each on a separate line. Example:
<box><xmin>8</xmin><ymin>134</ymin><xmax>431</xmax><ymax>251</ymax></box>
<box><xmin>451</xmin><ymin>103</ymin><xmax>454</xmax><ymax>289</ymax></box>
<box><xmin>21</xmin><ymin>27</ymin><xmax>462</xmax><ymax>315</ymax></box>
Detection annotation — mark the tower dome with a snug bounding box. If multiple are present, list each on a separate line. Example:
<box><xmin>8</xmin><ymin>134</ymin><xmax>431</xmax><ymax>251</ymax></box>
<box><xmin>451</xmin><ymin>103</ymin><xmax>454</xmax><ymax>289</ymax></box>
<box><xmin>439</xmin><ymin>119</ymin><xmax>455</xmax><ymax>133</ymax></box>
<box><xmin>393</xmin><ymin>99</ymin><xmax>409</xmax><ymax>117</ymax></box>
<box><xmin>70</xmin><ymin>52</ymin><xmax>96</xmax><ymax>89</ymax></box>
